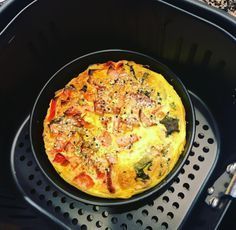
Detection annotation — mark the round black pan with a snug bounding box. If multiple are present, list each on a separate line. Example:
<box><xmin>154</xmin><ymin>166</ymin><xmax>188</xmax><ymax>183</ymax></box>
<box><xmin>30</xmin><ymin>49</ymin><xmax>195</xmax><ymax>206</ymax></box>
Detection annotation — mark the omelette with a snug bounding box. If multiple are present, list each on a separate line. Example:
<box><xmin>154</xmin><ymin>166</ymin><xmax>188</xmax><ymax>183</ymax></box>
<box><xmin>43</xmin><ymin>60</ymin><xmax>186</xmax><ymax>199</ymax></box>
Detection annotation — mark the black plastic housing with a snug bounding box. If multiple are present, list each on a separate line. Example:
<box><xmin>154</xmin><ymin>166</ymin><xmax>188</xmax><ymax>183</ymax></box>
<box><xmin>0</xmin><ymin>0</ymin><xmax>235</xmax><ymax>228</ymax></box>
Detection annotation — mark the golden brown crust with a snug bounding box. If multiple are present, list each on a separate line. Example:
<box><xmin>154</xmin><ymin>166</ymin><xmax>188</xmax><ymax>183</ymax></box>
<box><xmin>43</xmin><ymin>60</ymin><xmax>186</xmax><ymax>198</ymax></box>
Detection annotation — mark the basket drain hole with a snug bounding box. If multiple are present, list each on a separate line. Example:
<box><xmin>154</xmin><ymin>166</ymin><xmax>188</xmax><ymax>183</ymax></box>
<box><xmin>36</xmin><ymin>180</ymin><xmax>42</xmax><ymax>186</ymax></box>
<box><xmin>183</xmin><ymin>183</ymin><xmax>190</xmax><ymax>190</ymax></box>
<box><xmin>198</xmin><ymin>155</ymin><xmax>205</xmax><ymax>162</ymax></box>
<box><xmin>54</xmin><ymin>206</ymin><xmax>61</xmax><ymax>213</ymax></box>
<box><xmin>193</xmin><ymin>165</ymin><xmax>200</xmax><ymax>171</ymax></box>
<box><xmin>103</xmin><ymin>211</ymin><xmax>109</xmax><ymax>218</ymax></box>
<box><xmin>175</xmin><ymin>177</ymin><xmax>180</xmax><ymax>183</ymax></box>
<box><xmin>28</xmin><ymin>174</ymin><xmax>34</xmax><ymax>180</ymax></box>
<box><xmin>78</xmin><ymin>208</ymin><xmax>84</xmax><ymax>215</ymax></box>
<box><xmin>136</xmin><ymin>219</ymin><xmax>143</xmax><ymax>226</ymax></box>
<box><xmin>87</xmin><ymin>214</ymin><xmax>93</xmax><ymax>221</ymax></box>
<box><xmin>69</xmin><ymin>202</ymin><xmax>75</xmax><ymax>209</ymax></box>
<box><xmin>172</xmin><ymin>202</ymin><xmax>179</xmax><ymax>209</ymax></box>
<box><xmin>80</xmin><ymin>224</ymin><xmax>87</xmax><ymax>230</ymax></box>
<box><xmin>61</xmin><ymin>196</ymin><xmax>66</xmax><ymax>203</ymax></box>
<box><xmin>19</xmin><ymin>155</ymin><xmax>25</xmax><ymax>161</ymax></box>
<box><xmin>148</xmin><ymin>200</ymin><xmax>154</xmax><ymax>206</ymax></box>
<box><xmin>142</xmin><ymin>209</ymin><xmax>148</xmax><ymax>216</ymax></box>
<box><xmin>111</xmin><ymin>217</ymin><xmax>118</xmax><ymax>224</ymax></box>
<box><xmin>157</xmin><ymin>206</ymin><xmax>164</xmax><ymax>213</ymax></box>
<box><xmin>188</xmin><ymin>174</ymin><xmax>195</xmax><ymax>180</ymax></box>
<box><xmin>93</xmin><ymin>205</ymin><xmax>99</xmax><ymax>212</ymax></box>
<box><xmin>52</xmin><ymin>191</ymin><xmax>58</xmax><ymax>197</ymax></box>
<box><xmin>120</xmin><ymin>223</ymin><xmax>127</xmax><ymax>230</ymax></box>
<box><xmin>126</xmin><ymin>213</ymin><xmax>133</xmax><ymax>220</ymax></box>
<box><xmin>96</xmin><ymin>221</ymin><xmax>103</xmax><ymax>228</ymax></box>
<box><xmin>208</xmin><ymin>138</ymin><xmax>214</xmax><ymax>144</ymax></box>
<box><xmin>46</xmin><ymin>200</ymin><xmax>52</xmax><ymax>206</ymax></box>
<box><xmin>168</xmin><ymin>186</ymin><xmax>175</xmax><ymax>193</ymax></box>
<box><xmin>63</xmin><ymin>212</ymin><xmax>69</xmax><ymax>218</ymax></box>
<box><xmin>189</xmin><ymin>151</ymin><xmax>195</xmax><ymax>156</ymax></box>
<box><xmin>72</xmin><ymin>218</ymin><xmax>78</xmax><ymax>225</ymax></box>
<box><xmin>167</xmin><ymin>212</ymin><xmax>174</xmax><ymax>219</ymax></box>
<box><xmin>185</xmin><ymin>159</ymin><xmax>190</xmax><ymax>165</ymax></box>
<box><xmin>152</xmin><ymin>216</ymin><xmax>158</xmax><ymax>223</ymax></box>
<box><xmin>203</xmin><ymin>147</ymin><xmax>209</xmax><ymax>153</ymax></box>
<box><xmin>161</xmin><ymin>222</ymin><xmax>168</xmax><ymax>229</ymax></box>
<box><xmin>162</xmin><ymin>196</ymin><xmax>169</xmax><ymax>203</ymax></box>
<box><xmin>177</xmin><ymin>192</ymin><xmax>184</xmax><ymax>199</ymax></box>
<box><xmin>198</xmin><ymin>133</ymin><xmax>204</xmax><ymax>139</ymax></box>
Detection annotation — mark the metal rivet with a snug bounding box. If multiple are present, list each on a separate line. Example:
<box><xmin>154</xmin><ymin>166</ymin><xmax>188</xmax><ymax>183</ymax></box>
<box><xmin>208</xmin><ymin>187</ymin><xmax>214</xmax><ymax>195</ymax></box>
<box><xmin>209</xmin><ymin>197</ymin><xmax>219</xmax><ymax>208</ymax></box>
<box><xmin>226</xmin><ymin>163</ymin><xmax>236</xmax><ymax>174</ymax></box>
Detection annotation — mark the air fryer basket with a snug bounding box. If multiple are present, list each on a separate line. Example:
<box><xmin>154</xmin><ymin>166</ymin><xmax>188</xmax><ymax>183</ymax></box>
<box><xmin>1</xmin><ymin>0</ymin><xmax>235</xmax><ymax>229</ymax></box>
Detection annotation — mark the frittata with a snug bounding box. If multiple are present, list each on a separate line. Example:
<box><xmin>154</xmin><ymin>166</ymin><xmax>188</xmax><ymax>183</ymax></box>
<box><xmin>43</xmin><ymin>60</ymin><xmax>186</xmax><ymax>198</ymax></box>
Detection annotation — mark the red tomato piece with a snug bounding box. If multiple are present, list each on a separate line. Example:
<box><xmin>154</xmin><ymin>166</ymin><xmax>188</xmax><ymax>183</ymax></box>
<box><xmin>74</xmin><ymin>172</ymin><xmax>94</xmax><ymax>189</ymax></box>
<box><xmin>53</xmin><ymin>153</ymin><xmax>69</xmax><ymax>166</ymax></box>
<box><xmin>61</xmin><ymin>88</ymin><xmax>72</xmax><ymax>101</ymax></box>
<box><xmin>96</xmin><ymin>168</ymin><xmax>105</xmax><ymax>179</ymax></box>
<box><xmin>47</xmin><ymin>99</ymin><xmax>57</xmax><ymax>122</ymax></box>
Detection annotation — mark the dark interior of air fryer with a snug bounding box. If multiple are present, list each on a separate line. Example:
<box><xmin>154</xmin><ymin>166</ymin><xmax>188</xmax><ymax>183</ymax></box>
<box><xmin>1</xmin><ymin>0</ymin><xmax>235</xmax><ymax>229</ymax></box>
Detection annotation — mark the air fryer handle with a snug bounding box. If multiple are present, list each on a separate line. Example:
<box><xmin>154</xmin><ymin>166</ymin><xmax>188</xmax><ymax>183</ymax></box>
<box><xmin>225</xmin><ymin>163</ymin><xmax>236</xmax><ymax>199</ymax></box>
<box><xmin>205</xmin><ymin>162</ymin><xmax>236</xmax><ymax>208</ymax></box>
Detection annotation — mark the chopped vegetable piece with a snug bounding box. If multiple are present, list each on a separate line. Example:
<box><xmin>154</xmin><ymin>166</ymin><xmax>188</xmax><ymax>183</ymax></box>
<box><xmin>141</xmin><ymin>72</ymin><xmax>149</xmax><ymax>84</ymax></box>
<box><xmin>160</xmin><ymin>115</ymin><xmax>179</xmax><ymax>136</ymax></box>
<box><xmin>134</xmin><ymin>156</ymin><xmax>152</xmax><ymax>180</ymax></box>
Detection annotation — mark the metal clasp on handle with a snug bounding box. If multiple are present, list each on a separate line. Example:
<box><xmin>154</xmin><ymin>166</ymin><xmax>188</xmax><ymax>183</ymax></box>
<box><xmin>205</xmin><ymin>162</ymin><xmax>236</xmax><ymax>208</ymax></box>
